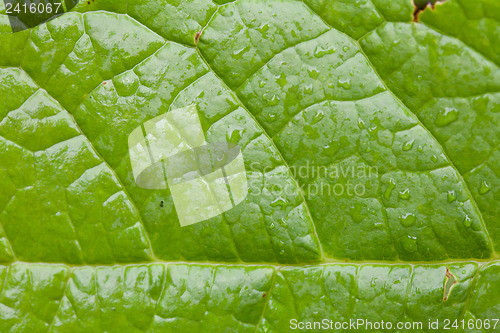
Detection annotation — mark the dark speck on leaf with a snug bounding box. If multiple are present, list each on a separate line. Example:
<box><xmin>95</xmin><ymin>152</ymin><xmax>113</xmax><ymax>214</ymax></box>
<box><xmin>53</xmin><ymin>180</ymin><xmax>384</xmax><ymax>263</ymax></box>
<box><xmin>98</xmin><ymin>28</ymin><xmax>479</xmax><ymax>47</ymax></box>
<box><xmin>195</xmin><ymin>31</ymin><xmax>201</xmax><ymax>45</ymax></box>
<box><xmin>160</xmin><ymin>200</ymin><xmax>164</xmax><ymax>207</ymax></box>
<box><xmin>112</xmin><ymin>307</ymin><xmax>116</xmax><ymax>311</ymax></box>
<box><xmin>87</xmin><ymin>1</ymin><xmax>90</xmax><ymax>4</ymax></box>
<box><xmin>262</xmin><ymin>293</ymin><xmax>266</xmax><ymax>298</ymax></box>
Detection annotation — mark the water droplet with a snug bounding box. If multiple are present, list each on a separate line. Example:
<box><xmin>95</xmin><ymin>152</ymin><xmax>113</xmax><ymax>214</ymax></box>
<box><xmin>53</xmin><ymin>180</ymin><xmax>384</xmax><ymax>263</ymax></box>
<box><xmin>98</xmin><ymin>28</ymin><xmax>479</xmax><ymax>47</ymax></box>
<box><xmin>264</xmin><ymin>93</ymin><xmax>280</xmax><ymax>106</ymax></box>
<box><xmin>269</xmin><ymin>223</ymin><xmax>275</xmax><ymax>229</ymax></box>
<box><xmin>357</xmin><ymin>118</ymin><xmax>365</xmax><ymax>130</ymax></box>
<box><xmin>258</xmin><ymin>80</ymin><xmax>266</xmax><ymax>88</ymax></box>
<box><xmin>417</xmin><ymin>145</ymin><xmax>423</xmax><ymax>153</ymax></box>
<box><xmin>367</xmin><ymin>124</ymin><xmax>379</xmax><ymax>135</ymax></box>
<box><xmin>270</xmin><ymin>197</ymin><xmax>287</xmax><ymax>207</ymax></box>
<box><xmin>370</xmin><ymin>278</ymin><xmax>377</xmax><ymax>287</ymax></box>
<box><xmin>279</xmin><ymin>249</ymin><xmax>285</xmax><ymax>255</ymax></box>
<box><xmin>304</xmin><ymin>84</ymin><xmax>313</xmax><ymax>95</ymax></box>
<box><xmin>399</xmin><ymin>188</ymin><xmax>410</xmax><ymax>200</ymax></box>
<box><xmin>113</xmin><ymin>71</ymin><xmax>139</xmax><ymax>96</ymax></box>
<box><xmin>435</xmin><ymin>107</ymin><xmax>458</xmax><ymax>127</ymax></box>
<box><xmin>384</xmin><ymin>178</ymin><xmax>396</xmax><ymax>200</ymax></box>
<box><xmin>311</xmin><ymin>110</ymin><xmax>324</xmax><ymax>125</ymax></box>
<box><xmin>276</xmin><ymin>73</ymin><xmax>287</xmax><ymax>87</ymax></box>
<box><xmin>464</xmin><ymin>215</ymin><xmax>472</xmax><ymax>227</ymax></box>
<box><xmin>431</xmin><ymin>155</ymin><xmax>438</xmax><ymax>162</ymax></box>
<box><xmin>314</xmin><ymin>45</ymin><xmax>335</xmax><ymax>58</ymax></box>
<box><xmin>342</xmin><ymin>45</ymin><xmax>350</xmax><ymax>52</ymax></box>
<box><xmin>479</xmin><ymin>180</ymin><xmax>491</xmax><ymax>194</ymax></box>
<box><xmin>268</xmin><ymin>113</ymin><xmax>278</xmax><ymax>122</ymax></box>
<box><xmin>402</xmin><ymin>235</ymin><xmax>418</xmax><ymax>252</ymax></box>
<box><xmin>307</xmin><ymin>68</ymin><xmax>320</xmax><ymax>79</ymax></box>
<box><xmin>399</xmin><ymin>213</ymin><xmax>416</xmax><ymax>227</ymax></box>
<box><xmin>257</xmin><ymin>23</ymin><xmax>269</xmax><ymax>34</ymax></box>
<box><xmin>226</xmin><ymin>127</ymin><xmax>243</xmax><ymax>143</ymax></box>
<box><xmin>447</xmin><ymin>190</ymin><xmax>456</xmax><ymax>203</ymax></box>
<box><xmin>402</xmin><ymin>139</ymin><xmax>415</xmax><ymax>151</ymax></box>
<box><xmin>338</xmin><ymin>78</ymin><xmax>351</xmax><ymax>90</ymax></box>
<box><xmin>231</xmin><ymin>46</ymin><xmax>248</xmax><ymax>59</ymax></box>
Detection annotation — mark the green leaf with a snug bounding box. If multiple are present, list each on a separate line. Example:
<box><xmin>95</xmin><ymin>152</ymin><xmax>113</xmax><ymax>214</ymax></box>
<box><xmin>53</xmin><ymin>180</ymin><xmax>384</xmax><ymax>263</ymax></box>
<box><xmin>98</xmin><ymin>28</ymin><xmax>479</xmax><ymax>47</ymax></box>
<box><xmin>0</xmin><ymin>0</ymin><xmax>498</xmax><ymax>331</ymax></box>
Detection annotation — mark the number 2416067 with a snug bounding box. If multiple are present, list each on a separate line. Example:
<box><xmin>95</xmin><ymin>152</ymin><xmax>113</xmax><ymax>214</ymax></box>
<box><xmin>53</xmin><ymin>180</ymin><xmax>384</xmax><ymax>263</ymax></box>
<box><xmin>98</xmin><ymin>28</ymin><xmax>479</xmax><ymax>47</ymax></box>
<box><xmin>443</xmin><ymin>318</ymin><xmax>499</xmax><ymax>330</ymax></box>
<box><xmin>6</xmin><ymin>2</ymin><xmax>62</xmax><ymax>14</ymax></box>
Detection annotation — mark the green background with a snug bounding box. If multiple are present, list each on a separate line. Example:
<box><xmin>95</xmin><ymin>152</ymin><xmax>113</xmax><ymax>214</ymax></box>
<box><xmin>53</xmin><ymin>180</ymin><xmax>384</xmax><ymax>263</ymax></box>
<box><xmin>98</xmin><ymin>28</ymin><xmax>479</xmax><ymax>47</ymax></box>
<box><xmin>0</xmin><ymin>0</ymin><xmax>498</xmax><ymax>331</ymax></box>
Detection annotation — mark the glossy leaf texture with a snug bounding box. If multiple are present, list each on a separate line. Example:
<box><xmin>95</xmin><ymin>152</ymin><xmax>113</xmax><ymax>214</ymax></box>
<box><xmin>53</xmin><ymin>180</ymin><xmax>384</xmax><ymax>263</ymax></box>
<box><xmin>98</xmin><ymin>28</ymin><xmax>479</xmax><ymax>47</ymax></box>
<box><xmin>0</xmin><ymin>0</ymin><xmax>498</xmax><ymax>331</ymax></box>
<box><xmin>0</xmin><ymin>262</ymin><xmax>497</xmax><ymax>332</ymax></box>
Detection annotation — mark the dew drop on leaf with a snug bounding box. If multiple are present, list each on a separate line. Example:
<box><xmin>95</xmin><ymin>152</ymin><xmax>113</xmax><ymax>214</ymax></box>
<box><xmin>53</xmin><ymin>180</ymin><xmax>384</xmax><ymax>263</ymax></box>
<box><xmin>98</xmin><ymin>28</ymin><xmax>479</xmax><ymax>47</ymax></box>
<box><xmin>276</xmin><ymin>73</ymin><xmax>287</xmax><ymax>87</ymax></box>
<box><xmin>384</xmin><ymin>178</ymin><xmax>396</xmax><ymax>200</ymax></box>
<box><xmin>270</xmin><ymin>197</ymin><xmax>287</xmax><ymax>207</ymax></box>
<box><xmin>264</xmin><ymin>93</ymin><xmax>279</xmax><ymax>106</ymax></box>
<box><xmin>313</xmin><ymin>45</ymin><xmax>335</xmax><ymax>58</ymax></box>
<box><xmin>479</xmin><ymin>180</ymin><xmax>491</xmax><ymax>194</ymax></box>
<box><xmin>402</xmin><ymin>139</ymin><xmax>415</xmax><ymax>151</ymax></box>
<box><xmin>311</xmin><ymin>110</ymin><xmax>324</xmax><ymax>125</ymax></box>
<box><xmin>399</xmin><ymin>189</ymin><xmax>410</xmax><ymax>200</ymax></box>
<box><xmin>231</xmin><ymin>46</ymin><xmax>248</xmax><ymax>59</ymax></box>
<box><xmin>357</xmin><ymin>118</ymin><xmax>365</xmax><ymax>130</ymax></box>
<box><xmin>399</xmin><ymin>213</ymin><xmax>416</xmax><ymax>227</ymax></box>
<box><xmin>226</xmin><ymin>127</ymin><xmax>243</xmax><ymax>143</ymax></box>
<box><xmin>307</xmin><ymin>68</ymin><xmax>320</xmax><ymax>79</ymax></box>
<box><xmin>464</xmin><ymin>215</ymin><xmax>472</xmax><ymax>227</ymax></box>
<box><xmin>435</xmin><ymin>107</ymin><xmax>458</xmax><ymax>127</ymax></box>
<box><xmin>257</xmin><ymin>23</ymin><xmax>269</xmax><ymax>34</ymax></box>
<box><xmin>402</xmin><ymin>235</ymin><xmax>418</xmax><ymax>252</ymax></box>
<box><xmin>447</xmin><ymin>190</ymin><xmax>456</xmax><ymax>203</ymax></box>
<box><xmin>338</xmin><ymin>78</ymin><xmax>351</xmax><ymax>90</ymax></box>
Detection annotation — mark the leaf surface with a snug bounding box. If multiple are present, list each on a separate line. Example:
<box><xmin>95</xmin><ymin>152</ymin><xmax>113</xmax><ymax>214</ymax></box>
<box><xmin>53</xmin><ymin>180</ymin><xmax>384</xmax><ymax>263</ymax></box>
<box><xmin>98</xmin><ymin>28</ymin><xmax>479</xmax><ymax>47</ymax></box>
<box><xmin>0</xmin><ymin>0</ymin><xmax>498</xmax><ymax>331</ymax></box>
